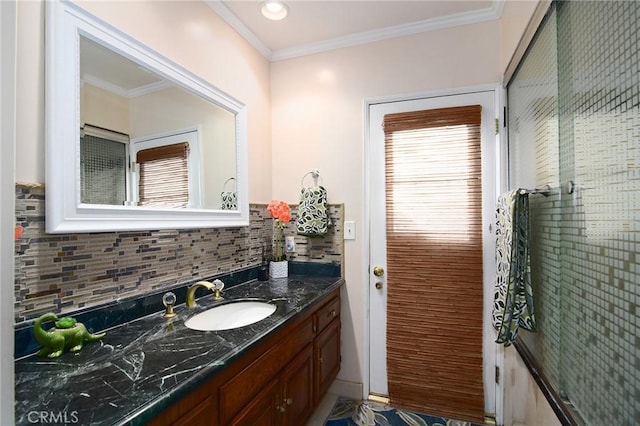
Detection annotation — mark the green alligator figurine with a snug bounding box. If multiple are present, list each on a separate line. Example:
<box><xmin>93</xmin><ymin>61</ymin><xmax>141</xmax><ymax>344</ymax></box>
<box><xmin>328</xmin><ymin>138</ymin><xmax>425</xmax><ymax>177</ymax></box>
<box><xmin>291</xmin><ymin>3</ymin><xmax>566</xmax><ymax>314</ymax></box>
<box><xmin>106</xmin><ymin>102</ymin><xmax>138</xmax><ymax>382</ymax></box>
<box><xmin>34</xmin><ymin>313</ymin><xmax>106</xmax><ymax>358</ymax></box>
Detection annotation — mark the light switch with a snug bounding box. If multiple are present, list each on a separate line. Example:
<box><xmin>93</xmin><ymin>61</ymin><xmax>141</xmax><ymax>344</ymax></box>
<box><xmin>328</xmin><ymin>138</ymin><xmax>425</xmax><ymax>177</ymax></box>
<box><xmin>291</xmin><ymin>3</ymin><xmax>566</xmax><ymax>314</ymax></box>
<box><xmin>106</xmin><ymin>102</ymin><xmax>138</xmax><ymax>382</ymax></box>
<box><xmin>344</xmin><ymin>221</ymin><xmax>356</xmax><ymax>240</ymax></box>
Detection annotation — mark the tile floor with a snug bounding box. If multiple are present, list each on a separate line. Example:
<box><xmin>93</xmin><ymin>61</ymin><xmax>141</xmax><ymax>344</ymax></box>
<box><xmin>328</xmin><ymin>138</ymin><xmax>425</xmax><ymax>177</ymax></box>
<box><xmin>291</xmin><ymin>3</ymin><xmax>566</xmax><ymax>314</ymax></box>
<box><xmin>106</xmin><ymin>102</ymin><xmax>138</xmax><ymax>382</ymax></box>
<box><xmin>307</xmin><ymin>392</ymin><xmax>340</xmax><ymax>426</ymax></box>
<box><xmin>308</xmin><ymin>393</ymin><xmax>487</xmax><ymax>426</ymax></box>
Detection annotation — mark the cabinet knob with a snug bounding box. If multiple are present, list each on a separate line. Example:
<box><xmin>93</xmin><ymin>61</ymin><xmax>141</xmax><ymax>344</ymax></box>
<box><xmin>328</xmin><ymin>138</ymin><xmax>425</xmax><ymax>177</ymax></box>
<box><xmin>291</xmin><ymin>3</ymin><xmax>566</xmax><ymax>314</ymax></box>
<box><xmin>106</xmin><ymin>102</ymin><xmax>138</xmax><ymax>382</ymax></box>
<box><xmin>329</xmin><ymin>309</ymin><xmax>337</xmax><ymax>317</ymax></box>
<box><xmin>277</xmin><ymin>405</ymin><xmax>286</xmax><ymax>414</ymax></box>
<box><xmin>286</xmin><ymin>398</ymin><xmax>293</xmax><ymax>406</ymax></box>
<box><xmin>319</xmin><ymin>356</ymin><xmax>324</xmax><ymax>364</ymax></box>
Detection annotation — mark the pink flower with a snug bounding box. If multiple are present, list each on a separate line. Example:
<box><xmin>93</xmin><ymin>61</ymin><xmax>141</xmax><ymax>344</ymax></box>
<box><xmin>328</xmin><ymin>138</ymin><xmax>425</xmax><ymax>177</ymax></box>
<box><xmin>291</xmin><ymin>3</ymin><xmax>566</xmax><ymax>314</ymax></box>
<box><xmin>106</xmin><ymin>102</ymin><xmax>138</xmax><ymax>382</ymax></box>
<box><xmin>267</xmin><ymin>200</ymin><xmax>291</xmax><ymax>223</ymax></box>
<box><xmin>279</xmin><ymin>209</ymin><xmax>291</xmax><ymax>223</ymax></box>
<box><xmin>268</xmin><ymin>200</ymin><xmax>291</xmax><ymax>261</ymax></box>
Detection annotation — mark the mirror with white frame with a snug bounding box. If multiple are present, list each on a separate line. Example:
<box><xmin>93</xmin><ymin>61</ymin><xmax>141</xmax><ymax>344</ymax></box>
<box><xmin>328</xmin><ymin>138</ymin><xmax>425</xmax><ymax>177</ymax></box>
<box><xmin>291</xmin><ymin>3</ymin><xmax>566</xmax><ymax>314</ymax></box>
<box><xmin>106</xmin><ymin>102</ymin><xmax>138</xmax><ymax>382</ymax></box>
<box><xmin>46</xmin><ymin>1</ymin><xmax>249</xmax><ymax>233</ymax></box>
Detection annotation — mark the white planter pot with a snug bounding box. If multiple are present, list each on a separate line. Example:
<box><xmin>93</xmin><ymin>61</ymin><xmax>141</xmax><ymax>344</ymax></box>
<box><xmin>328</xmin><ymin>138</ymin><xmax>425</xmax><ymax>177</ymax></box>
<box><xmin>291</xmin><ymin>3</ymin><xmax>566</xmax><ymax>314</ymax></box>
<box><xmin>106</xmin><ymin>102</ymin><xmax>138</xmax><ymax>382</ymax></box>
<box><xmin>269</xmin><ymin>261</ymin><xmax>288</xmax><ymax>278</ymax></box>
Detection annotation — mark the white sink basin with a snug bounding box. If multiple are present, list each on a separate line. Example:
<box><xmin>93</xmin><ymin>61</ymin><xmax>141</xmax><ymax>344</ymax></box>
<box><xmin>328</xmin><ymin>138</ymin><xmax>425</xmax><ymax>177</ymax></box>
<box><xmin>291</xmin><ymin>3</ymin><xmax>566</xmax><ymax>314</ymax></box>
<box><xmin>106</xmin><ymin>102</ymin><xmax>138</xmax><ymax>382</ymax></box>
<box><xmin>184</xmin><ymin>301</ymin><xmax>276</xmax><ymax>331</ymax></box>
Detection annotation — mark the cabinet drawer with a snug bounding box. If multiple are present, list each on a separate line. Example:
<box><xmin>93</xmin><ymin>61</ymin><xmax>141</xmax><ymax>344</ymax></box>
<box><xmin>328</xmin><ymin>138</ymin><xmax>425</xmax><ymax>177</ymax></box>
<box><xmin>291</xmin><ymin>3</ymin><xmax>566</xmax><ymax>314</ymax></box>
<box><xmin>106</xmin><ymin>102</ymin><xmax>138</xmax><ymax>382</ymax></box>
<box><xmin>219</xmin><ymin>317</ymin><xmax>314</xmax><ymax>424</ymax></box>
<box><xmin>316</xmin><ymin>296</ymin><xmax>340</xmax><ymax>333</ymax></box>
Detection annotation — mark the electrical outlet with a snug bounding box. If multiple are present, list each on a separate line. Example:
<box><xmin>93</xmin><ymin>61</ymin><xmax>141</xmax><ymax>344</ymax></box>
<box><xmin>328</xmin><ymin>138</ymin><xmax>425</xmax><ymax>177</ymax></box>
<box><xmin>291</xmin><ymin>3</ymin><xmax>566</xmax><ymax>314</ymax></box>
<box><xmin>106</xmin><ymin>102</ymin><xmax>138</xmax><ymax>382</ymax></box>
<box><xmin>285</xmin><ymin>236</ymin><xmax>296</xmax><ymax>252</ymax></box>
<box><xmin>344</xmin><ymin>221</ymin><xmax>356</xmax><ymax>240</ymax></box>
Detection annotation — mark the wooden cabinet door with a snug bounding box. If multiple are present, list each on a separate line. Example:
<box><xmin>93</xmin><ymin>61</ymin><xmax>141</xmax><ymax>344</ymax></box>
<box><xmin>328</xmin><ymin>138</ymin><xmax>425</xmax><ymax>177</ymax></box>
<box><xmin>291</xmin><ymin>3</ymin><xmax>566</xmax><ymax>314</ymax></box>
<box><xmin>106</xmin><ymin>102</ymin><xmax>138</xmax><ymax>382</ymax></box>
<box><xmin>314</xmin><ymin>318</ymin><xmax>341</xmax><ymax>403</ymax></box>
<box><xmin>172</xmin><ymin>395</ymin><xmax>216</xmax><ymax>426</ymax></box>
<box><xmin>231</xmin><ymin>345</ymin><xmax>314</xmax><ymax>426</ymax></box>
<box><xmin>281</xmin><ymin>345</ymin><xmax>314</xmax><ymax>426</ymax></box>
<box><xmin>219</xmin><ymin>317</ymin><xmax>314</xmax><ymax>423</ymax></box>
<box><xmin>148</xmin><ymin>383</ymin><xmax>218</xmax><ymax>426</ymax></box>
<box><xmin>230</xmin><ymin>379</ymin><xmax>279</xmax><ymax>426</ymax></box>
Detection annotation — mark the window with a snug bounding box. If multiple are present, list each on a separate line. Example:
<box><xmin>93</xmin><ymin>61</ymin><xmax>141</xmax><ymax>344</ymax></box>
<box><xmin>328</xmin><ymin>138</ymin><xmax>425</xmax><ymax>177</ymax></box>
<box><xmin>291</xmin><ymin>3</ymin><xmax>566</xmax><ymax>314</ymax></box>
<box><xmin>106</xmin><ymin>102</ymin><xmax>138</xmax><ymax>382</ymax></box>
<box><xmin>131</xmin><ymin>128</ymin><xmax>201</xmax><ymax>208</ymax></box>
<box><xmin>137</xmin><ymin>143</ymin><xmax>189</xmax><ymax>207</ymax></box>
<box><xmin>80</xmin><ymin>125</ymin><xmax>129</xmax><ymax>205</ymax></box>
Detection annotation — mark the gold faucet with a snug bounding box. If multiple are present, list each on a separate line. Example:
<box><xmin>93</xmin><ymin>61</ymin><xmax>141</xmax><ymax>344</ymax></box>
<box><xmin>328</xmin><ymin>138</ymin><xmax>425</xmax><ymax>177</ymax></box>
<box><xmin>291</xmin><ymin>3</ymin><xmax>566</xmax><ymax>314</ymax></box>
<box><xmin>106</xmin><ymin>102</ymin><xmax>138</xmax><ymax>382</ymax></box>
<box><xmin>185</xmin><ymin>281</ymin><xmax>215</xmax><ymax>307</ymax></box>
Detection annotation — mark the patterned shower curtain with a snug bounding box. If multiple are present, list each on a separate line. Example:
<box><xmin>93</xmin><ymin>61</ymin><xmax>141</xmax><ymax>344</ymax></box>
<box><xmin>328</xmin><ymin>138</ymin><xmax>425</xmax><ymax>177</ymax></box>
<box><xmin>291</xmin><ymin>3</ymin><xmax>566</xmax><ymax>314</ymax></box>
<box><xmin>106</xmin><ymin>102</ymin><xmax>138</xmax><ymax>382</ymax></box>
<box><xmin>492</xmin><ymin>189</ymin><xmax>537</xmax><ymax>345</ymax></box>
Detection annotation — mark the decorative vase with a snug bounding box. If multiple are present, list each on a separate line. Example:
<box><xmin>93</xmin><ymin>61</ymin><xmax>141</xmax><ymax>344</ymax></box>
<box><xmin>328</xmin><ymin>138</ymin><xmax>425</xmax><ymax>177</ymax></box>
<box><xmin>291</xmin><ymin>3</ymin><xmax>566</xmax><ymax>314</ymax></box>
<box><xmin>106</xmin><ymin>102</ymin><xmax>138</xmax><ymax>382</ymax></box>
<box><xmin>269</xmin><ymin>260</ymin><xmax>288</xmax><ymax>278</ymax></box>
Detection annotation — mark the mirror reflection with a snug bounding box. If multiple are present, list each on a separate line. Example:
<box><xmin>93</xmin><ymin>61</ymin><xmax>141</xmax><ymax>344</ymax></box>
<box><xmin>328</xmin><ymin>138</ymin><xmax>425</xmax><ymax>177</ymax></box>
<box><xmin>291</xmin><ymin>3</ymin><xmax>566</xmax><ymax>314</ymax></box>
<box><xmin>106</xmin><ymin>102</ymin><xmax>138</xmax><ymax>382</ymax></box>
<box><xmin>79</xmin><ymin>36</ymin><xmax>237</xmax><ymax>210</ymax></box>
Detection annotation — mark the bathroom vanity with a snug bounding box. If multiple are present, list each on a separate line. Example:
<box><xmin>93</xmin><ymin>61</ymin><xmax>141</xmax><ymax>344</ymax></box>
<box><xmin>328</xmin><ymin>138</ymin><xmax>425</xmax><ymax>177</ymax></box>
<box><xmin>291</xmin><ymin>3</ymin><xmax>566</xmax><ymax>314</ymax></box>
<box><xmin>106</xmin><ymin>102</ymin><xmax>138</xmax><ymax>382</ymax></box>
<box><xmin>14</xmin><ymin>276</ymin><xmax>343</xmax><ymax>425</ymax></box>
<box><xmin>150</xmin><ymin>285</ymin><xmax>341</xmax><ymax>425</ymax></box>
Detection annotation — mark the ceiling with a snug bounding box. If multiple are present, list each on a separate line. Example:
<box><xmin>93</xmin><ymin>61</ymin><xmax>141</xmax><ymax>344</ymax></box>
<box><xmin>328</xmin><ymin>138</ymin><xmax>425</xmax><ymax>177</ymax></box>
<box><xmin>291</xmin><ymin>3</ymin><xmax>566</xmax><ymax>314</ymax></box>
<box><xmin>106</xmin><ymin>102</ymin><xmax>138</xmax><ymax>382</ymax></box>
<box><xmin>80</xmin><ymin>0</ymin><xmax>506</xmax><ymax>92</ymax></box>
<box><xmin>210</xmin><ymin>0</ymin><xmax>504</xmax><ymax>61</ymax></box>
<box><xmin>81</xmin><ymin>37</ymin><xmax>165</xmax><ymax>95</ymax></box>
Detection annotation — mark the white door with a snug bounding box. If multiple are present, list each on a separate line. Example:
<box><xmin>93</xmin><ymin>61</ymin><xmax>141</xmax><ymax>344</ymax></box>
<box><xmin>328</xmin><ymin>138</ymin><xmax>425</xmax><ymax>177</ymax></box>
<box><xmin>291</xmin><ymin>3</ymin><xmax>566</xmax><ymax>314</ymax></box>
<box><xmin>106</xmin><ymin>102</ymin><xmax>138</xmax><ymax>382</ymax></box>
<box><xmin>367</xmin><ymin>90</ymin><xmax>498</xmax><ymax>416</ymax></box>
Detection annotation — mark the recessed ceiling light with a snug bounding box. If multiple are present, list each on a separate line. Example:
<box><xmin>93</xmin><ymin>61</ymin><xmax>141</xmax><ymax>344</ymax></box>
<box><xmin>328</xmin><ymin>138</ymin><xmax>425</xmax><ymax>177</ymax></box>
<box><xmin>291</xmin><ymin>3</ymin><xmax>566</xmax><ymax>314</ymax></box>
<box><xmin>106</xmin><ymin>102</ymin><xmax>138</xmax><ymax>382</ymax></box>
<box><xmin>261</xmin><ymin>0</ymin><xmax>288</xmax><ymax>21</ymax></box>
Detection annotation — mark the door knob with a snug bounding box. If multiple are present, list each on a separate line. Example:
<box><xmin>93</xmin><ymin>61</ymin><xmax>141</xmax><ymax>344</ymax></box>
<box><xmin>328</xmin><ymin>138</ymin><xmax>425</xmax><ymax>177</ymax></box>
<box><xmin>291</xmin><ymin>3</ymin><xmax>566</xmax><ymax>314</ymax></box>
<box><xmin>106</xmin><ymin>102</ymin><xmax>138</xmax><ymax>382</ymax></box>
<box><xmin>375</xmin><ymin>282</ymin><xmax>383</xmax><ymax>290</ymax></box>
<box><xmin>373</xmin><ymin>266</ymin><xmax>384</xmax><ymax>277</ymax></box>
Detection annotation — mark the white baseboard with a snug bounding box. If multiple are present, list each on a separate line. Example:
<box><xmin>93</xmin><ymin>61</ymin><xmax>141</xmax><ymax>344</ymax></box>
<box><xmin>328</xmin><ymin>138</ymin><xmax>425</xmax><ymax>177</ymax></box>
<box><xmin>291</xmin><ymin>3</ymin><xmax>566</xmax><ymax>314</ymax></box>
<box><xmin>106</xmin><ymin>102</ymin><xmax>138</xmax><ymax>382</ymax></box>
<box><xmin>328</xmin><ymin>379</ymin><xmax>362</xmax><ymax>400</ymax></box>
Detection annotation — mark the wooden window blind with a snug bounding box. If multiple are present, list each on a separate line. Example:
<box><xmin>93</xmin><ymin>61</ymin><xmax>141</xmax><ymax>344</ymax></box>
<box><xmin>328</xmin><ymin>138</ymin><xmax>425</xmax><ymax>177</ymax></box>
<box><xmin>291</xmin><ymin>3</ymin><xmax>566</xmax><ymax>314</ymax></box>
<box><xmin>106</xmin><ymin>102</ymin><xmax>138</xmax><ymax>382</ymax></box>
<box><xmin>137</xmin><ymin>142</ymin><xmax>189</xmax><ymax>208</ymax></box>
<box><xmin>383</xmin><ymin>105</ymin><xmax>485</xmax><ymax>423</ymax></box>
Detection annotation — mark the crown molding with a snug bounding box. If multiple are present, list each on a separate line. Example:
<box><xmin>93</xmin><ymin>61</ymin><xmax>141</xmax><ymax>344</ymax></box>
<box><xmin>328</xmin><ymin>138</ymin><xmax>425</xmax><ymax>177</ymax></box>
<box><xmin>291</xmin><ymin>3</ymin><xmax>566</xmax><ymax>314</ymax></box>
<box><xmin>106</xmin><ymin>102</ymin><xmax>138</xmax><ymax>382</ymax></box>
<box><xmin>205</xmin><ymin>0</ymin><xmax>273</xmax><ymax>60</ymax></box>
<box><xmin>82</xmin><ymin>74</ymin><xmax>129</xmax><ymax>98</ymax></box>
<box><xmin>127</xmin><ymin>80</ymin><xmax>172</xmax><ymax>98</ymax></box>
<box><xmin>82</xmin><ymin>74</ymin><xmax>171</xmax><ymax>99</ymax></box>
<box><xmin>271</xmin><ymin>3</ymin><xmax>503</xmax><ymax>61</ymax></box>
<box><xmin>209</xmin><ymin>0</ymin><xmax>504</xmax><ymax>63</ymax></box>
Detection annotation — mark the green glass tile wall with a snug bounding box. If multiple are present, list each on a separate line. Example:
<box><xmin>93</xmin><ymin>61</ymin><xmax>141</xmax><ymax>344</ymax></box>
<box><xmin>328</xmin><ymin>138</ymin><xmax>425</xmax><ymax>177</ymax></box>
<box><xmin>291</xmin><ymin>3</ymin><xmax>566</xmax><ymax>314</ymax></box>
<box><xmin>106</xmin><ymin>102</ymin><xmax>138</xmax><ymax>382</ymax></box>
<box><xmin>508</xmin><ymin>1</ymin><xmax>639</xmax><ymax>424</ymax></box>
<box><xmin>508</xmin><ymin>7</ymin><xmax>561</xmax><ymax>390</ymax></box>
<box><xmin>557</xmin><ymin>1</ymin><xmax>639</xmax><ymax>423</ymax></box>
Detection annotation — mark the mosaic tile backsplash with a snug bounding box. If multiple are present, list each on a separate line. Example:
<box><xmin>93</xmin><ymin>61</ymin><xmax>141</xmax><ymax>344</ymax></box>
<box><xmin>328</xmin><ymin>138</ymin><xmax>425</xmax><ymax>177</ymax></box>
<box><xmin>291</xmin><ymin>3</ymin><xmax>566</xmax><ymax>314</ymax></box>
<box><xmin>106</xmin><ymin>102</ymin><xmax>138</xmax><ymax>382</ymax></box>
<box><xmin>14</xmin><ymin>184</ymin><xmax>343</xmax><ymax>324</ymax></box>
<box><xmin>508</xmin><ymin>2</ymin><xmax>639</xmax><ymax>424</ymax></box>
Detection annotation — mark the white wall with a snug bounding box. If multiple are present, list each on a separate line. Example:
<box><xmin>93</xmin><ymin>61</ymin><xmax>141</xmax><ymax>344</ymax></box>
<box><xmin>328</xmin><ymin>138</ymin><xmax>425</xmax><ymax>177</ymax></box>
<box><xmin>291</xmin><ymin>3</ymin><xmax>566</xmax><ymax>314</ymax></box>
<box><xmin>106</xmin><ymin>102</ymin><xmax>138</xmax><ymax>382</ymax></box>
<box><xmin>271</xmin><ymin>19</ymin><xmax>503</xmax><ymax>389</ymax></box>
<box><xmin>15</xmin><ymin>1</ymin><xmax>44</xmax><ymax>185</ymax></box>
<box><xmin>1</xmin><ymin>1</ymin><xmax>16</xmax><ymax>424</ymax></box>
<box><xmin>81</xmin><ymin>84</ymin><xmax>131</xmax><ymax>134</ymax></box>
<box><xmin>500</xmin><ymin>0</ymin><xmax>540</xmax><ymax>74</ymax></box>
<box><xmin>503</xmin><ymin>346</ymin><xmax>561</xmax><ymax>426</ymax></box>
<box><xmin>15</xmin><ymin>0</ymin><xmax>272</xmax><ymax>203</ymax></box>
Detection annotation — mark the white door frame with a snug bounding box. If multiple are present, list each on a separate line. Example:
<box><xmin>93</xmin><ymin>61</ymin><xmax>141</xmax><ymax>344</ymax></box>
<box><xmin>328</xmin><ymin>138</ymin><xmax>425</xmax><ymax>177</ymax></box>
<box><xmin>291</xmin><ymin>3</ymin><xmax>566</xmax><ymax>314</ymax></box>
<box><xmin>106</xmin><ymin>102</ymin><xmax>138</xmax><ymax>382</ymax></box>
<box><xmin>363</xmin><ymin>83</ymin><xmax>505</xmax><ymax>420</ymax></box>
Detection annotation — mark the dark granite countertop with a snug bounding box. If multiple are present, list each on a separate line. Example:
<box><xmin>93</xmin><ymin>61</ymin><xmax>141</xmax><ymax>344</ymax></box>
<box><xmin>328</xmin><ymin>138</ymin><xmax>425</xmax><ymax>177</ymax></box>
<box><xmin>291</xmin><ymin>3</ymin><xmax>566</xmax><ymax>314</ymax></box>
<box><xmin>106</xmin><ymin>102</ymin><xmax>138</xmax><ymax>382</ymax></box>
<box><xmin>15</xmin><ymin>275</ymin><xmax>343</xmax><ymax>425</ymax></box>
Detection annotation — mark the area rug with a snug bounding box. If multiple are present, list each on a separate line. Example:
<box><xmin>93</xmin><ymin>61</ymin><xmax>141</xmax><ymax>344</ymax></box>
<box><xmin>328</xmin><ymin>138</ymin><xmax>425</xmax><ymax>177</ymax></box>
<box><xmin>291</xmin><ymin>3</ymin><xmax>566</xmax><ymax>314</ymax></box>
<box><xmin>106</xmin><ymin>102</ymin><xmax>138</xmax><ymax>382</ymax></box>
<box><xmin>324</xmin><ymin>397</ymin><xmax>484</xmax><ymax>426</ymax></box>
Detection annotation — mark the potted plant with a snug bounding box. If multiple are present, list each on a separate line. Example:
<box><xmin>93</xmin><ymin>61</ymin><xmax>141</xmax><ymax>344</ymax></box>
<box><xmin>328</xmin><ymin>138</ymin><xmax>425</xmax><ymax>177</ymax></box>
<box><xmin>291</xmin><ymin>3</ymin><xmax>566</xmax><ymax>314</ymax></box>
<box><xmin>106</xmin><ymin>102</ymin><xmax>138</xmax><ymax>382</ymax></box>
<box><xmin>267</xmin><ymin>200</ymin><xmax>291</xmax><ymax>278</ymax></box>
